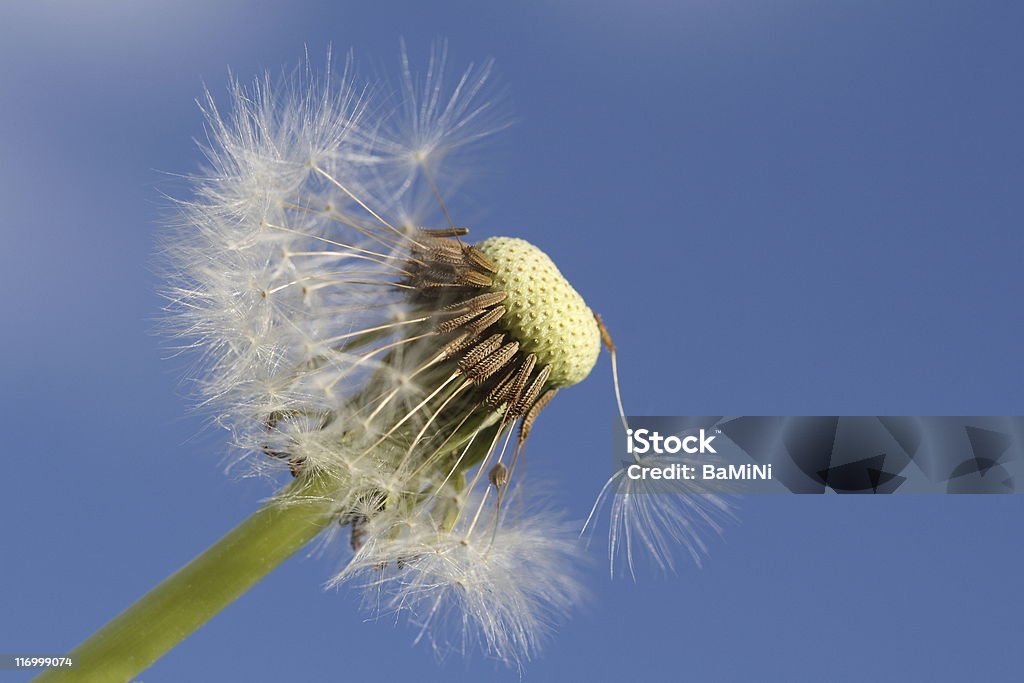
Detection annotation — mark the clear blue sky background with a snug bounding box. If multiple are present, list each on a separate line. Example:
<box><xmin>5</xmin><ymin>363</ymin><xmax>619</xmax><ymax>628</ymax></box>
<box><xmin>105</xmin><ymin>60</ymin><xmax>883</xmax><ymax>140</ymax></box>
<box><xmin>1</xmin><ymin>2</ymin><xmax>1022</xmax><ymax>681</ymax></box>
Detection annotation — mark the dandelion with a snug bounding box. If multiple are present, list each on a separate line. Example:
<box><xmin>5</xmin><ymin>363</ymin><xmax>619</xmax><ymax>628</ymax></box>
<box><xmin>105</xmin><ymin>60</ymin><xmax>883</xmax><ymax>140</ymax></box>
<box><xmin>168</xmin><ymin>43</ymin><xmax>605</xmax><ymax>665</ymax></box>
<box><xmin>40</xmin><ymin>45</ymin><xmax>607</xmax><ymax>681</ymax></box>
<box><xmin>40</xmin><ymin>44</ymin><xmax>728</xmax><ymax>683</ymax></box>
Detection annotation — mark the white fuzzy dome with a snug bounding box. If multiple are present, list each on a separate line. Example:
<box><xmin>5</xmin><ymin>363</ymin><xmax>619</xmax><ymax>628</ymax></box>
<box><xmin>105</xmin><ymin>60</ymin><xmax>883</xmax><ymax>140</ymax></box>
<box><xmin>474</xmin><ymin>236</ymin><xmax>600</xmax><ymax>388</ymax></box>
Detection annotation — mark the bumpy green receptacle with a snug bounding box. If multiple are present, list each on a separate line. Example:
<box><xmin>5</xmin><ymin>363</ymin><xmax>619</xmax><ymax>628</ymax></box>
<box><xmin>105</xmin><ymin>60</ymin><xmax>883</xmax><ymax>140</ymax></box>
<box><xmin>475</xmin><ymin>236</ymin><xmax>600</xmax><ymax>388</ymax></box>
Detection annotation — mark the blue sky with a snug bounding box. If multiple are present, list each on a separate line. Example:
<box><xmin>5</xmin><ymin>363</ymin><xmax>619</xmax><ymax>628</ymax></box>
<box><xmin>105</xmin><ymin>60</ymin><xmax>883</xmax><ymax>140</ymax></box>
<box><xmin>1</xmin><ymin>1</ymin><xmax>1022</xmax><ymax>681</ymax></box>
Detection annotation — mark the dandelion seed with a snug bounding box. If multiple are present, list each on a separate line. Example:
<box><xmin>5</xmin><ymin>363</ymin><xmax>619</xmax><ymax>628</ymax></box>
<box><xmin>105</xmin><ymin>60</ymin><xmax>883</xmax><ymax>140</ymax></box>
<box><xmin>582</xmin><ymin>317</ymin><xmax>734</xmax><ymax>578</ymax></box>
<box><xmin>335</xmin><ymin>497</ymin><xmax>586</xmax><ymax>670</ymax></box>
<box><xmin>584</xmin><ymin>454</ymin><xmax>734</xmax><ymax>579</ymax></box>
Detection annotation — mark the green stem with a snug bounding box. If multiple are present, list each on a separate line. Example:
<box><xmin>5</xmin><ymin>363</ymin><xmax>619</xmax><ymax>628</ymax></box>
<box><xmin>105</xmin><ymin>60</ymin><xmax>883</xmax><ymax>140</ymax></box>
<box><xmin>35</xmin><ymin>474</ymin><xmax>338</xmax><ymax>683</ymax></box>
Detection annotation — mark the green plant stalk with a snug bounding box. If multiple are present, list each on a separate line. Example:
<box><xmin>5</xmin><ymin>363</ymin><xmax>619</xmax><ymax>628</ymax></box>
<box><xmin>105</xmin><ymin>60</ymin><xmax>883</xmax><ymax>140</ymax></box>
<box><xmin>35</xmin><ymin>474</ymin><xmax>337</xmax><ymax>683</ymax></box>
<box><xmin>34</xmin><ymin>375</ymin><xmax>501</xmax><ymax>682</ymax></box>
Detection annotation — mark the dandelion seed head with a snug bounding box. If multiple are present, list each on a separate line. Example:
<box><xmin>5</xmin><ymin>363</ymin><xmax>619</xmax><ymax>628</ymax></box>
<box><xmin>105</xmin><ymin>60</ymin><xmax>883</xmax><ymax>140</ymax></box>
<box><xmin>476</xmin><ymin>236</ymin><xmax>601</xmax><ymax>388</ymax></box>
<box><xmin>165</xmin><ymin>44</ymin><xmax>598</xmax><ymax>667</ymax></box>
